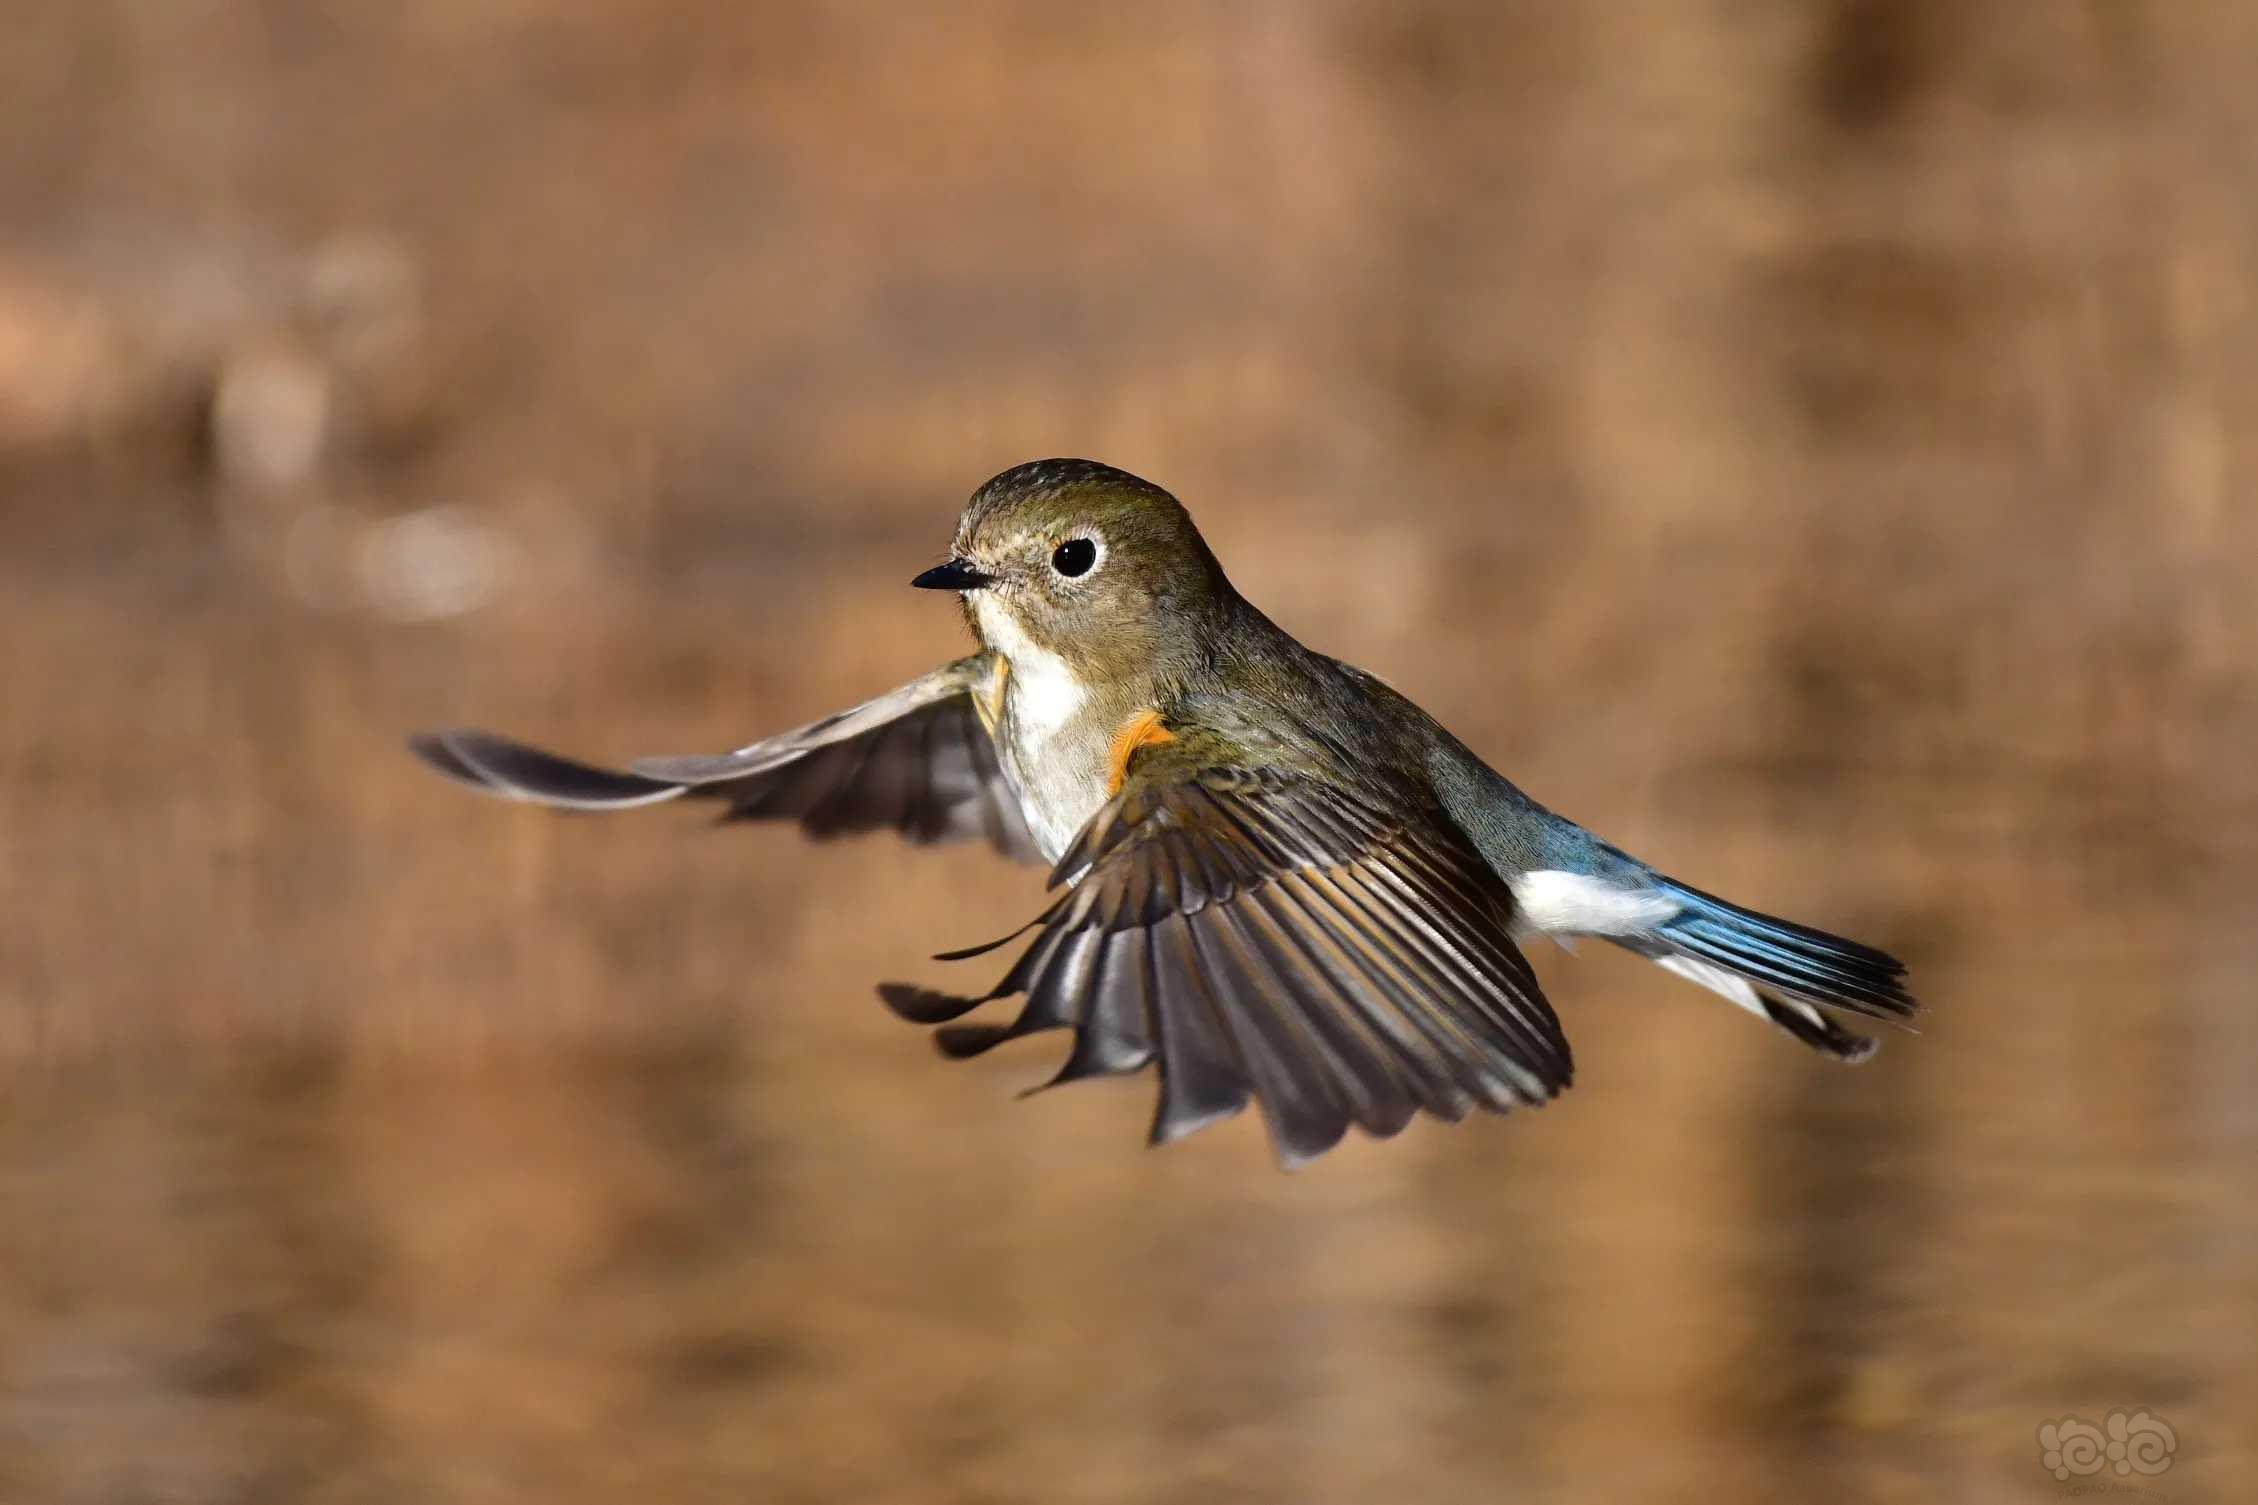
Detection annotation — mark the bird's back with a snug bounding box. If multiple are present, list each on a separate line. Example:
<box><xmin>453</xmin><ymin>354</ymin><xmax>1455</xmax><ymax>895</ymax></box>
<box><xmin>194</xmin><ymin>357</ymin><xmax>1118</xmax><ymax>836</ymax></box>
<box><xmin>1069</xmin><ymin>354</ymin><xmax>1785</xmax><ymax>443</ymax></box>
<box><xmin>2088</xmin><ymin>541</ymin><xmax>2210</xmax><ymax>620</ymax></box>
<box><xmin>1172</xmin><ymin>605</ymin><xmax>1614</xmax><ymax>889</ymax></box>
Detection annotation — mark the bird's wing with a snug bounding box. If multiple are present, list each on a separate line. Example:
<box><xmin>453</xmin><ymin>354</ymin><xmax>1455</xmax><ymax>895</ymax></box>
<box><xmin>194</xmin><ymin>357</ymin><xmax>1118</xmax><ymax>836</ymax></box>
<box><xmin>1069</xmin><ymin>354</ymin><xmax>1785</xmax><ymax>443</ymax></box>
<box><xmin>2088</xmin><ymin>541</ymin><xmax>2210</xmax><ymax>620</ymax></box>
<box><xmin>409</xmin><ymin>656</ymin><xmax>1043</xmax><ymax>863</ymax></box>
<box><xmin>880</xmin><ymin>739</ymin><xmax>1573</xmax><ymax>1166</ymax></box>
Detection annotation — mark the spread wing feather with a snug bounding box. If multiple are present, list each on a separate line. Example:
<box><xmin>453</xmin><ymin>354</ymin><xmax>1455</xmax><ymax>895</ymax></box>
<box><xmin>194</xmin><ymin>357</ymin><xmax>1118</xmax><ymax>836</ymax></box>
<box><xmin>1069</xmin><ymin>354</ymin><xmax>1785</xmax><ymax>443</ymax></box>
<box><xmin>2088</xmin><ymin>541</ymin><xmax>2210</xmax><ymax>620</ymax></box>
<box><xmin>881</xmin><ymin>757</ymin><xmax>1572</xmax><ymax>1166</ymax></box>
<box><xmin>409</xmin><ymin>657</ymin><xmax>1042</xmax><ymax>863</ymax></box>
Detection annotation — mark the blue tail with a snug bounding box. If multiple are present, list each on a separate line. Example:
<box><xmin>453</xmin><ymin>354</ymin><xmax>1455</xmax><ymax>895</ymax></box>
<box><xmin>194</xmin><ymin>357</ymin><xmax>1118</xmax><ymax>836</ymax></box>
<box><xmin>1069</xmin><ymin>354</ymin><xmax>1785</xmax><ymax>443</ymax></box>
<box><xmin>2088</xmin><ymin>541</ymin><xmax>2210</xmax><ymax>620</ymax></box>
<box><xmin>1652</xmin><ymin>877</ymin><xmax>1916</xmax><ymax>1022</ymax></box>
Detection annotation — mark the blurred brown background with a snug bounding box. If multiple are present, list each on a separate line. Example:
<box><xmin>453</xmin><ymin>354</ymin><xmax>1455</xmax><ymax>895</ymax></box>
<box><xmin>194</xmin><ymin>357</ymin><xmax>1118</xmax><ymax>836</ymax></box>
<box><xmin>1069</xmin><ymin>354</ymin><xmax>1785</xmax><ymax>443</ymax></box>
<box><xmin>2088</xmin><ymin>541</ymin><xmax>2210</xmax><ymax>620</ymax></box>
<box><xmin>3</xmin><ymin>3</ymin><xmax>2255</xmax><ymax>1502</ymax></box>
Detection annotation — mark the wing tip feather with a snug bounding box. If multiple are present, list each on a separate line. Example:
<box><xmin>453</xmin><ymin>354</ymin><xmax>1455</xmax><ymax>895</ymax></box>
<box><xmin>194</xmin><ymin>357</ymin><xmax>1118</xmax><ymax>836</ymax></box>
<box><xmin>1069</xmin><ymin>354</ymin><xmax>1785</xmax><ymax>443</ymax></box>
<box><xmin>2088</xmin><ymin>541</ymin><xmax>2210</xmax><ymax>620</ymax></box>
<box><xmin>876</xmin><ymin>982</ymin><xmax>989</xmax><ymax>1025</ymax></box>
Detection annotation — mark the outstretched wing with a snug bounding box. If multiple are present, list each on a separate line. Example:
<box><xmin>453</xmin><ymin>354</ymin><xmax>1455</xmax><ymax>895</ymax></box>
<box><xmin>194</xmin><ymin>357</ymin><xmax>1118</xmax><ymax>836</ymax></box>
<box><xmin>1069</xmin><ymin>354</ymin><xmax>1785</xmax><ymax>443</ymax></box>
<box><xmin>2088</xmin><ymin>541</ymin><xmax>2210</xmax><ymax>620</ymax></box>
<box><xmin>880</xmin><ymin>744</ymin><xmax>1572</xmax><ymax>1166</ymax></box>
<box><xmin>409</xmin><ymin>657</ymin><xmax>1042</xmax><ymax>863</ymax></box>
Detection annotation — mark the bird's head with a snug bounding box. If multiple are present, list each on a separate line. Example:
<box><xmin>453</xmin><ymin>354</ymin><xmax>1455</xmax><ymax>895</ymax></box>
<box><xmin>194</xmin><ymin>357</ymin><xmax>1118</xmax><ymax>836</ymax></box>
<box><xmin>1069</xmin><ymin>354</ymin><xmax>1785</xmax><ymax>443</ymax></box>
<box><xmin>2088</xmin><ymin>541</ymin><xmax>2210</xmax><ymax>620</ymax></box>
<box><xmin>914</xmin><ymin>459</ymin><xmax>1233</xmax><ymax>678</ymax></box>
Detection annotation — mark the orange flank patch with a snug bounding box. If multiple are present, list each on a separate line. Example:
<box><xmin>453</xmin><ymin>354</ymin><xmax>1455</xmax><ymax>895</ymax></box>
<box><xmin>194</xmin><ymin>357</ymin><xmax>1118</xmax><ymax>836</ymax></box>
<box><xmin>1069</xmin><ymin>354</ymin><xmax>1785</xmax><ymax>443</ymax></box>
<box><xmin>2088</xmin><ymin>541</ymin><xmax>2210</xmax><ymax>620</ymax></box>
<box><xmin>1106</xmin><ymin>709</ymin><xmax>1177</xmax><ymax>793</ymax></box>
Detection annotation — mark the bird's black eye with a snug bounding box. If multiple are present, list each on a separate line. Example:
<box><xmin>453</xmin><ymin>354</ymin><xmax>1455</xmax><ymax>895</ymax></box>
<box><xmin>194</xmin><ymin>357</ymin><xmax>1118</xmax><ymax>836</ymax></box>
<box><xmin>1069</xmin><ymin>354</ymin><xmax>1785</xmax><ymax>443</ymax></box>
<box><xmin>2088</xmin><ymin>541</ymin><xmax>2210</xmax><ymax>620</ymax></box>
<box><xmin>1051</xmin><ymin>538</ymin><xmax>1097</xmax><ymax>578</ymax></box>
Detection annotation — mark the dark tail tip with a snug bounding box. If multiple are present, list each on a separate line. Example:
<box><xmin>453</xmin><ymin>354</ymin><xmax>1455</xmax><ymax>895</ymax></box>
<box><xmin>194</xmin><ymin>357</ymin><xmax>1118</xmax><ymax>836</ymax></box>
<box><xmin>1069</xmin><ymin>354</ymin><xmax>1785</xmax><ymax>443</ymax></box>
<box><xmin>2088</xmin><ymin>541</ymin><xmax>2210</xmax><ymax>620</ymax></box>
<box><xmin>1759</xmin><ymin>993</ymin><xmax>1880</xmax><ymax>1062</ymax></box>
<box><xmin>1657</xmin><ymin>878</ymin><xmax>1918</xmax><ymax>1023</ymax></box>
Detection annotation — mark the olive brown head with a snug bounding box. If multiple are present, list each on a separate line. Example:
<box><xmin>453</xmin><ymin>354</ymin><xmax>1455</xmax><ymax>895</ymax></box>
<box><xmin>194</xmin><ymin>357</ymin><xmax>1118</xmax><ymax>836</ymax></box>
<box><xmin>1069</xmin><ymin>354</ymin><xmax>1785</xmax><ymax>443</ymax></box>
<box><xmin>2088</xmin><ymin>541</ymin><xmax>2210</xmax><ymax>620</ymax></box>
<box><xmin>911</xmin><ymin>459</ymin><xmax>1236</xmax><ymax>677</ymax></box>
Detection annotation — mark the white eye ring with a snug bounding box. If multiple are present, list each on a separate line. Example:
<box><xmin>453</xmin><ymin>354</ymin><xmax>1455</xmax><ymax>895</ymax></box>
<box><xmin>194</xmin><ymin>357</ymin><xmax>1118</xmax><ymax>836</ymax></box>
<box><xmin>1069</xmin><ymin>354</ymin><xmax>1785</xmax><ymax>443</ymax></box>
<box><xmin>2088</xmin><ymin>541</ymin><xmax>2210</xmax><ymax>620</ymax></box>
<box><xmin>1049</xmin><ymin>533</ymin><xmax>1104</xmax><ymax>579</ymax></box>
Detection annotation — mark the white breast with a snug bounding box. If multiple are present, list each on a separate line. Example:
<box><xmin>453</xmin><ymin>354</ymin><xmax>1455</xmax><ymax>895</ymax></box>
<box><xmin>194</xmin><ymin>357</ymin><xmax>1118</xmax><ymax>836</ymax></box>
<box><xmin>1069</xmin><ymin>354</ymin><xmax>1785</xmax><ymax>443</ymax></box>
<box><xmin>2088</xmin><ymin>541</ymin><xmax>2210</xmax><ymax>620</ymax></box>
<box><xmin>971</xmin><ymin>595</ymin><xmax>1107</xmax><ymax>862</ymax></box>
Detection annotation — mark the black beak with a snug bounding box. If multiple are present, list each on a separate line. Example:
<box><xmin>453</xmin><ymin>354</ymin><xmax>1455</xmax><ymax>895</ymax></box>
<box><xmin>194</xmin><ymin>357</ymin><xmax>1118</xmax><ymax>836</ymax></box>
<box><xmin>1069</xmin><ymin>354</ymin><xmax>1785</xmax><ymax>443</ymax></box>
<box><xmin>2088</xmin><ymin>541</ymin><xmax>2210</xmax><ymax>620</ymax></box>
<box><xmin>911</xmin><ymin>558</ymin><xmax>994</xmax><ymax>591</ymax></box>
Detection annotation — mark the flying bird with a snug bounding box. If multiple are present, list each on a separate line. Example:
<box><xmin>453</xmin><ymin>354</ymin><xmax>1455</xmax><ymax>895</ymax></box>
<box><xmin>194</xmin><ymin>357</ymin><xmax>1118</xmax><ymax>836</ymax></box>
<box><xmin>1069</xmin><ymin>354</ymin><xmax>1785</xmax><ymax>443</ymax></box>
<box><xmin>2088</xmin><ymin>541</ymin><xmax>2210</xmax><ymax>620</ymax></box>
<box><xmin>413</xmin><ymin>459</ymin><xmax>1916</xmax><ymax>1166</ymax></box>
